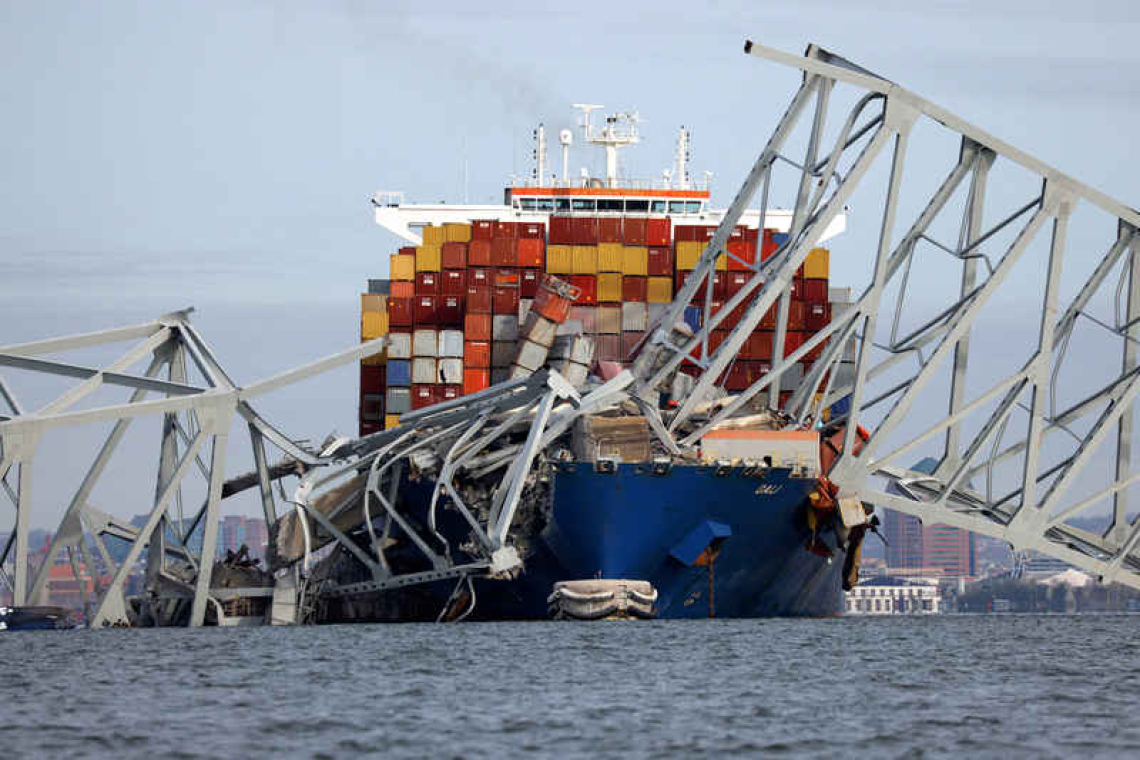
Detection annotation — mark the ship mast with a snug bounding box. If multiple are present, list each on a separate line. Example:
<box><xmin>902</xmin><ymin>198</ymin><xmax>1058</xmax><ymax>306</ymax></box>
<box><xmin>673</xmin><ymin>126</ymin><xmax>691</xmax><ymax>190</ymax></box>
<box><xmin>574</xmin><ymin>104</ymin><xmax>640</xmax><ymax>188</ymax></box>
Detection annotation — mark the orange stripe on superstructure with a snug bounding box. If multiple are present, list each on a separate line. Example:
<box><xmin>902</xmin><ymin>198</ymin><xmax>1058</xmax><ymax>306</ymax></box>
<box><xmin>509</xmin><ymin>187</ymin><xmax>710</xmax><ymax>199</ymax></box>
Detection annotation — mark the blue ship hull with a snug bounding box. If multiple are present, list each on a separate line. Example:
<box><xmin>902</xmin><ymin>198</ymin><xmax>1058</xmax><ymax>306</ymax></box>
<box><xmin>467</xmin><ymin>462</ymin><xmax>844</xmax><ymax>619</ymax></box>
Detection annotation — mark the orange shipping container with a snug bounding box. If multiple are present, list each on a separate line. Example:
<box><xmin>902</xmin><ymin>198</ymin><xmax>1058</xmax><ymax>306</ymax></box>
<box><xmin>464</xmin><ymin>368</ymin><xmax>491</xmax><ymax>395</ymax></box>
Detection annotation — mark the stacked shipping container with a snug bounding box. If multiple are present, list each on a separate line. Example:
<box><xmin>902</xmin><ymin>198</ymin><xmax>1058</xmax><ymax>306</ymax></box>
<box><xmin>362</xmin><ymin>216</ymin><xmax>841</xmax><ymax>436</ymax></box>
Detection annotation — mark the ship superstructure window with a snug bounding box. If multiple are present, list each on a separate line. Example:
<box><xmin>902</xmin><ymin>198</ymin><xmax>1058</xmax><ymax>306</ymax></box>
<box><xmin>669</xmin><ymin>201</ymin><xmax>687</xmax><ymax>214</ymax></box>
<box><xmin>626</xmin><ymin>199</ymin><xmax>649</xmax><ymax>213</ymax></box>
<box><xmin>572</xmin><ymin>198</ymin><xmax>596</xmax><ymax>211</ymax></box>
<box><xmin>519</xmin><ymin>198</ymin><xmax>537</xmax><ymax>210</ymax></box>
<box><xmin>598</xmin><ymin>199</ymin><xmax>623</xmax><ymax>212</ymax></box>
<box><xmin>537</xmin><ymin>198</ymin><xmax>554</xmax><ymax>211</ymax></box>
<box><xmin>651</xmin><ymin>200</ymin><xmax>667</xmax><ymax>213</ymax></box>
<box><xmin>686</xmin><ymin>201</ymin><xmax>702</xmax><ymax>214</ymax></box>
<box><xmin>555</xmin><ymin>198</ymin><xmax>571</xmax><ymax>212</ymax></box>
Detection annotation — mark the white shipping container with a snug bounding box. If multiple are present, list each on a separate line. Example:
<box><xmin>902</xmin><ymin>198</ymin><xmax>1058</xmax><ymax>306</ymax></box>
<box><xmin>491</xmin><ymin>367</ymin><xmax>510</xmax><ymax>385</ymax></box>
<box><xmin>411</xmin><ymin>357</ymin><xmax>437</xmax><ymax>385</ymax></box>
<box><xmin>648</xmin><ymin>303</ymin><xmax>667</xmax><ymax>325</ymax></box>
<box><xmin>621</xmin><ymin>302</ymin><xmax>649</xmax><ymax>332</ymax></box>
<box><xmin>569</xmin><ymin>306</ymin><xmax>596</xmax><ymax>333</ymax></box>
<box><xmin>828</xmin><ymin>286</ymin><xmax>852</xmax><ymax>304</ymax></box>
<box><xmin>549</xmin><ymin>359</ymin><xmax>589</xmax><ymax>387</ymax></box>
<box><xmin>596</xmin><ymin>306</ymin><xmax>621</xmax><ymax>335</ymax></box>
<box><xmin>519</xmin><ymin>298</ymin><xmax>533</xmax><ymax>322</ymax></box>
<box><xmin>387</xmin><ymin>331</ymin><xmax>412</xmax><ymax>359</ymax></box>
<box><xmin>700</xmin><ymin>429</ymin><xmax>820</xmax><ymax>474</ymax></box>
<box><xmin>412</xmin><ymin>329</ymin><xmax>438</xmax><ymax>357</ymax></box>
<box><xmin>782</xmin><ymin>361</ymin><xmax>804</xmax><ymax>388</ymax></box>
<box><xmin>492</xmin><ymin>315</ymin><xmax>519</xmax><ymax>342</ymax></box>
<box><xmin>508</xmin><ymin>364</ymin><xmax>533</xmax><ymax>380</ymax></box>
<box><xmin>439</xmin><ymin>329</ymin><xmax>464</xmax><ymax>358</ymax></box>
<box><xmin>521</xmin><ymin>311</ymin><xmax>558</xmax><ymax>348</ymax></box>
<box><xmin>514</xmin><ymin>339</ymin><xmax>549</xmax><ymax>372</ymax></box>
<box><xmin>438</xmin><ymin>358</ymin><xmax>463</xmax><ymax>384</ymax></box>
<box><xmin>557</xmin><ymin>319</ymin><xmax>584</xmax><ymax>336</ymax></box>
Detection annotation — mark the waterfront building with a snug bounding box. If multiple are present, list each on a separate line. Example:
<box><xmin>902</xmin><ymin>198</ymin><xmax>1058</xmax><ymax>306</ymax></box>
<box><xmin>845</xmin><ymin>576</ymin><xmax>942</xmax><ymax>615</ymax></box>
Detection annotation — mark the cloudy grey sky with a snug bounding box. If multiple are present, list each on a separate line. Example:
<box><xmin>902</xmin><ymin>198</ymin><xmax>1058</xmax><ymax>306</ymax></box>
<box><xmin>3</xmin><ymin>1</ymin><xmax>1140</xmax><ymax>528</ymax></box>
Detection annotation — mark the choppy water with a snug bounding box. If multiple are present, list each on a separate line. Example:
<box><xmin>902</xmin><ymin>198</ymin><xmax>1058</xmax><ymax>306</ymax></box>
<box><xmin>3</xmin><ymin>615</ymin><xmax>1138</xmax><ymax>758</ymax></box>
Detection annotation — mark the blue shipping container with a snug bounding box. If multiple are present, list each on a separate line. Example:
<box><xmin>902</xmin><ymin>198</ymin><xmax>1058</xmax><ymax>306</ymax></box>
<box><xmin>387</xmin><ymin>359</ymin><xmax>411</xmax><ymax>387</ymax></box>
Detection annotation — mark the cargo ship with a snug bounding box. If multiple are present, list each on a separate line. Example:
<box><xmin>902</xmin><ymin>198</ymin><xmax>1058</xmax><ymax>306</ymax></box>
<box><xmin>326</xmin><ymin>107</ymin><xmax>866</xmax><ymax>621</ymax></box>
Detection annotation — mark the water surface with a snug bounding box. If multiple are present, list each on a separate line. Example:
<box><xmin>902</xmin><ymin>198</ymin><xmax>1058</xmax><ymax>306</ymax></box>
<box><xmin>3</xmin><ymin>615</ymin><xmax>1136</xmax><ymax>758</ymax></box>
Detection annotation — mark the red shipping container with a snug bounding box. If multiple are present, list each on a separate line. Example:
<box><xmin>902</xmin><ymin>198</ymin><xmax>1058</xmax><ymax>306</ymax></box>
<box><xmin>520</xmin><ymin>268</ymin><xmax>540</xmax><ymax>298</ymax></box>
<box><xmin>399</xmin><ymin>246</ymin><xmax>417</xmax><ymax>257</ymax></box>
<box><xmin>572</xmin><ymin>216</ymin><xmax>598</xmax><ymax>245</ymax></box>
<box><xmin>621</xmin><ymin>276</ymin><xmax>648</xmax><ymax>302</ymax></box>
<box><xmin>491</xmin><ymin>237</ymin><xmax>517</xmax><ymax>266</ymax></box>
<box><xmin>674</xmin><ymin>225</ymin><xmax>696</xmax><ymax>242</ymax></box>
<box><xmin>519</xmin><ymin>221</ymin><xmax>545</xmax><ymax>239</ymax></box>
<box><xmin>468</xmin><ymin>267</ymin><xmax>492</xmax><ymax>287</ymax></box>
<box><xmin>441</xmin><ymin>384</ymin><xmax>462</xmax><ymax>402</ymax></box>
<box><xmin>465</xmin><ymin>312</ymin><xmax>492</xmax><ymax>340</ymax></box>
<box><xmin>388</xmin><ymin>297</ymin><xmax>413</xmax><ymax>327</ymax></box>
<box><xmin>441</xmin><ymin>269</ymin><xmax>466</xmax><ymax>295</ymax></box>
<box><xmin>411</xmin><ymin>384</ymin><xmax>437</xmax><ymax>410</ymax></box>
<box><xmin>760</xmin><ymin>303</ymin><xmax>777</xmax><ymax>330</ymax></box>
<box><xmin>750</xmin><ymin>330</ymin><xmax>774</xmax><ymax>360</ymax></box>
<box><xmin>390</xmin><ymin>280</ymin><xmax>414</xmax><ymax>299</ymax></box>
<box><xmin>623</xmin><ymin>217</ymin><xmax>647</xmax><ymax>245</ymax></box>
<box><xmin>803</xmin><ymin>278</ymin><xmax>828</xmax><ymax>304</ymax></box>
<box><xmin>761</xmin><ymin>230</ymin><xmax>778</xmax><ymax>261</ymax></box>
<box><xmin>694</xmin><ymin>225</ymin><xmax>717</xmax><ymax>242</ymax></box>
<box><xmin>804</xmin><ymin>335</ymin><xmax>828</xmax><ymax>362</ymax></box>
<box><xmin>550</xmin><ymin>216</ymin><xmax>574</xmax><ymax>245</ymax></box>
<box><xmin>569</xmin><ymin>275</ymin><xmax>597</xmax><ymax>305</ymax></box>
<box><xmin>494</xmin><ymin>267</ymin><xmax>519</xmax><ymax>286</ymax></box>
<box><xmin>727</xmin><ymin>240</ymin><xmax>756</xmax><ymax>271</ymax></box>
<box><xmin>466</xmin><ymin>285</ymin><xmax>492</xmax><ymax>314</ymax></box>
<box><xmin>493</xmin><ymin>286</ymin><xmax>520</xmax><ymax>315</ymax></box>
<box><xmin>517</xmin><ymin>238</ymin><xmax>544</xmax><ymax>269</ymax></box>
<box><xmin>788</xmin><ymin>301</ymin><xmax>806</xmax><ymax>330</ymax></box>
<box><xmin>789</xmin><ymin>278</ymin><xmax>804</xmax><ymax>302</ymax></box>
<box><xmin>437</xmin><ymin>294</ymin><xmax>463</xmax><ymax>325</ymax></box>
<box><xmin>472</xmin><ymin>220</ymin><xmax>495</xmax><ymax>240</ymax></box>
<box><xmin>598</xmin><ymin>217</ymin><xmax>623</xmax><ymax>243</ymax></box>
<box><xmin>646</xmin><ymin>217</ymin><xmax>671</xmax><ymax>246</ymax></box>
<box><xmin>725</xmin><ymin>271</ymin><xmax>750</xmax><ymax>298</ymax></box>
<box><xmin>806</xmin><ymin>302</ymin><xmax>831</xmax><ymax>332</ymax></box>
<box><xmin>744</xmin><ymin>227</ymin><xmax>759</xmax><ymax>243</ymax></box>
<box><xmin>359</xmin><ymin>420</ymin><xmax>381</xmax><ymax>436</ymax></box>
<box><xmin>534</xmin><ymin>284</ymin><xmax>574</xmax><ymax>324</ymax></box>
<box><xmin>415</xmin><ymin>271</ymin><xmax>440</xmax><ymax>296</ymax></box>
<box><xmin>647</xmin><ymin>246</ymin><xmax>673</xmax><ymax>276</ymax></box>
<box><xmin>784</xmin><ymin>330</ymin><xmax>805</xmax><ymax>356</ymax></box>
<box><xmin>441</xmin><ymin>242</ymin><xmax>467</xmax><ymax>269</ymax></box>
<box><xmin>729</xmin><ymin>226</ymin><xmax>745</xmax><ymax>243</ymax></box>
<box><xmin>595</xmin><ymin>334</ymin><xmax>621</xmax><ymax>362</ymax></box>
<box><xmin>360</xmin><ymin>364</ymin><xmax>385</xmax><ymax>393</ymax></box>
<box><xmin>465</xmin><ymin>340</ymin><xmax>491</xmax><ymax>368</ymax></box>
<box><xmin>414</xmin><ymin>295</ymin><xmax>437</xmax><ymax>325</ymax></box>
<box><xmin>494</xmin><ymin>221</ymin><xmax>518</xmax><ymax>239</ymax></box>
<box><xmin>468</xmin><ymin>239</ymin><xmax>492</xmax><ymax>266</ymax></box>
<box><xmin>621</xmin><ymin>331</ymin><xmax>642</xmax><ymax>359</ymax></box>
<box><xmin>463</xmin><ymin>368</ymin><xmax>491</xmax><ymax>395</ymax></box>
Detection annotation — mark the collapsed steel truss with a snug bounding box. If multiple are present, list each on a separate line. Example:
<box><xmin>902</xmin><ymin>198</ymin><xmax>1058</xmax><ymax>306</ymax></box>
<box><xmin>0</xmin><ymin>310</ymin><xmax>387</xmax><ymax>625</ymax></box>
<box><xmin>4</xmin><ymin>41</ymin><xmax>1140</xmax><ymax>628</ymax></box>
<box><xmin>636</xmin><ymin>42</ymin><xmax>1140</xmax><ymax>589</ymax></box>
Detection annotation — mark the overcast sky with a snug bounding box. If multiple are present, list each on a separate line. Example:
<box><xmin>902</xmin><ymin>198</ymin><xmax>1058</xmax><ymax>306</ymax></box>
<box><xmin>3</xmin><ymin>1</ymin><xmax>1140</xmax><ymax>529</ymax></box>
